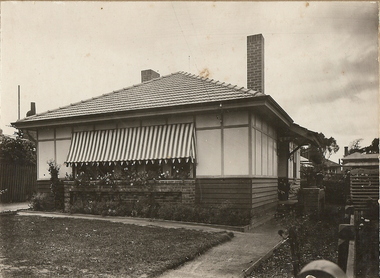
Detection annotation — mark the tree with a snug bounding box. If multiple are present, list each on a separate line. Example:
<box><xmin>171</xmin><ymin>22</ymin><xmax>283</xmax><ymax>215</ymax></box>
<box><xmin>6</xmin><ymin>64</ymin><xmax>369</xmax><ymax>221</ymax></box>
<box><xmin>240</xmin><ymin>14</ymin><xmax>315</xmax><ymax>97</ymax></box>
<box><xmin>0</xmin><ymin>130</ymin><xmax>36</xmax><ymax>165</ymax></box>
<box><xmin>305</xmin><ymin>134</ymin><xmax>339</xmax><ymax>165</ymax></box>
<box><xmin>321</xmin><ymin>136</ymin><xmax>340</xmax><ymax>160</ymax></box>
<box><xmin>301</xmin><ymin>134</ymin><xmax>340</xmax><ymax>183</ymax></box>
<box><xmin>348</xmin><ymin>138</ymin><xmax>379</xmax><ymax>154</ymax></box>
<box><xmin>362</xmin><ymin>138</ymin><xmax>379</xmax><ymax>154</ymax></box>
<box><xmin>348</xmin><ymin>138</ymin><xmax>363</xmax><ymax>155</ymax></box>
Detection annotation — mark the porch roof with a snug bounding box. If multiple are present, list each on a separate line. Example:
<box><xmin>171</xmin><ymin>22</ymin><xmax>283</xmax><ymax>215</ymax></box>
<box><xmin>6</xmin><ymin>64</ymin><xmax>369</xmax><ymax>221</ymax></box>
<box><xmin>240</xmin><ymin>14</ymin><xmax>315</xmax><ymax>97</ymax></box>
<box><xmin>280</xmin><ymin>123</ymin><xmax>324</xmax><ymax>149</ymax></box>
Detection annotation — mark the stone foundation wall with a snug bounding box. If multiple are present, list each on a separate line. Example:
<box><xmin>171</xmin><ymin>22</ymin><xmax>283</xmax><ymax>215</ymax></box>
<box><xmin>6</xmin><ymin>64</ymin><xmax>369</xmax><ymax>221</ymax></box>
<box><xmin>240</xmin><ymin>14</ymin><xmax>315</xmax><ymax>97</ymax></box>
<box><xmin>64</xmin><ymin>180</ymin><xmax>195</xmax><ymax>212</ymax></box>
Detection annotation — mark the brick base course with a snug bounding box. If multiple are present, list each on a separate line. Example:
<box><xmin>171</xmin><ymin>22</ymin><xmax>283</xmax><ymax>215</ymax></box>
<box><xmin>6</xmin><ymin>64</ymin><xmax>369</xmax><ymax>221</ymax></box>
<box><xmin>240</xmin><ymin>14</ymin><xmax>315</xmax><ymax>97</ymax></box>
<box><xmin>64</xmin><ymin>180</ymin><xmax>195</xmax><ymax>212</ymax></box>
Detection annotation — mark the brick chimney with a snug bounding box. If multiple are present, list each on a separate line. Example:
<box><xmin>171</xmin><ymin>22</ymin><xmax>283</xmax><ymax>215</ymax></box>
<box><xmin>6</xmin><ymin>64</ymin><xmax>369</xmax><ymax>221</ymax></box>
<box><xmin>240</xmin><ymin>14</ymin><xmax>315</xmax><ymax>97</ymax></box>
<box><xmin>247</xmin><ymin>34</ymin><xmax>264</xmax><ymax>93</ymax></box>
<box><xmin>344</xmin><ymin>146</ymin><xmax>349</xmax><ymax>157</ymax></box>
<box><xmin>26</xmin><ymin>102</ymin><xmax>36</xmax><ymax>117</ymax></box>
<box><xmin>141</xmin><ymin>69</ymin><xmax>160</xmax><ymax>83</ymax></box>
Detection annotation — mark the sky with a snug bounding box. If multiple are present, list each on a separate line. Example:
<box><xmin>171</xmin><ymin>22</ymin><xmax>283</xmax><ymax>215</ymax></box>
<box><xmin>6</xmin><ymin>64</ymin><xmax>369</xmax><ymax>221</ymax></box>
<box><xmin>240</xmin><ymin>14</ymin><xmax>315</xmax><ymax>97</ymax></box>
<box><xmin>0</xmin><ymin>1</ymin><xmax>378</xmax><ymax>162</ymax></box>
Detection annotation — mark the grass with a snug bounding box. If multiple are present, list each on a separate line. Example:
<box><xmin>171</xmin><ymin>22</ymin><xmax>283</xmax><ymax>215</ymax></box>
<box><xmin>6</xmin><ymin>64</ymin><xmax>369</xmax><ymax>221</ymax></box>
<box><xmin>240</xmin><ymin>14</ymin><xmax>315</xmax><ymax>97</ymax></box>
<box><xmin>250</xmin><ymin>204</ymin><xmax>343</xmax><ymax>278</ymax></box>
<box><xmin>0</xmin><ymin>215</ymin><xmax>233</xmax><ymax>277</ymax></box>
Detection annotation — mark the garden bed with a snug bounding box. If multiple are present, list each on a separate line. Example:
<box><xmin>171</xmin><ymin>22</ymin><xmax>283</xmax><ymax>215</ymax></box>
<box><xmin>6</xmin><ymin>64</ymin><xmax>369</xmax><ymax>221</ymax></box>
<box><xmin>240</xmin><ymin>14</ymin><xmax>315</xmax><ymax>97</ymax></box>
<box><xmin>0</xmin><ymin>215</ymin><xmax>233</xmax><ymax>277</ymax></box>
<box><xmin>249</xmin><ymin>204</ymin><xmax>344</xmax><ymax>277</ymax></box>
<box><xmin>355</xmin><ymin>205</ymin><xmax>379</xmax><ymax>278</ymax></box>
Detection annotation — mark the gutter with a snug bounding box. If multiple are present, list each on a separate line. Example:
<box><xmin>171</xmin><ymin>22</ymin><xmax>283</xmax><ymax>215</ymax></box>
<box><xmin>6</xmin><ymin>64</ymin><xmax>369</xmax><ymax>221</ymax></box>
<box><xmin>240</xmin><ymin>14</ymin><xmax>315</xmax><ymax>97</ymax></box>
<box><xmin>12</xmin><ymin>96</ymin><xmax>293</xmax><ymax>130</ymax></box>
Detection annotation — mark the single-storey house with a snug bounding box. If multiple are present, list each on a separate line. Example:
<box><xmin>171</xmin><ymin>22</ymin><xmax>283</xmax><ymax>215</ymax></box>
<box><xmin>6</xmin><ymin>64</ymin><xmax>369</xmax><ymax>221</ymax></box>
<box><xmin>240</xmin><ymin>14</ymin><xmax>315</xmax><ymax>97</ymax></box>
<box><xmin>341</xmin><ymin>152</ymin><xmax>379</xmax><ymax>208</ymax></box>
<box><xmin>342</xmin><ymin>152</ymin><xmax>379</xmax><ymax>169</ymax></box>
<box><xmin>13</xmin><ymin>34</ymin><xmax>322</xmax><ymax>215</ymax></box>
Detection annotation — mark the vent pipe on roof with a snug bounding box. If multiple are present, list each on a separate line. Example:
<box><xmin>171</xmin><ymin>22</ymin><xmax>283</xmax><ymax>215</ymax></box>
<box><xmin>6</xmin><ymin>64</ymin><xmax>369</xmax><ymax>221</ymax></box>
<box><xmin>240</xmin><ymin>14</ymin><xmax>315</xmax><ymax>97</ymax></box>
<box><xmin>247</xmin><ymin>34</ymin><xmax>264</xmax><ymax>94</ymax></box>
<box><xmin>141</xmin><ymin>69</ymin><xmax>160</xmax><ymax>83</ymax></box>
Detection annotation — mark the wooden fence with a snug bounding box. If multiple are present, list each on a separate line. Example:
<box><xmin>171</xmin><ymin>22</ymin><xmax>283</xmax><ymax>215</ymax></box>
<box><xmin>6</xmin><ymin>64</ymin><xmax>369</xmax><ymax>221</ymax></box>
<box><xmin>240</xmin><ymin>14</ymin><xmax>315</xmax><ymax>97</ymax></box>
<box><xmin>350</xmin><ymin>168</ymin><xmax>379</xmax><ymax>209</ymax></box>
<box><xmin>0</xmin><ymin>162</ymin><xmax>37</xmax><ymax>203</ymax></box>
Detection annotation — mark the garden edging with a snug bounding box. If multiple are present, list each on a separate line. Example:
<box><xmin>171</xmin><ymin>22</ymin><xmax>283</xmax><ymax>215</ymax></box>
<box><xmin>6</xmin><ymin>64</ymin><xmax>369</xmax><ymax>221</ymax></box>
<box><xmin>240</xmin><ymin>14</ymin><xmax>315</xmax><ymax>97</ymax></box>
<box><xmin>242</xmin><ymin>238</ymin><xmax>287</xmax><ymax>277</ymax></box>
<box><xmin>18</xmin><ymin>210</ymin><xmax>255</xmax><ymax>232</ymax></box>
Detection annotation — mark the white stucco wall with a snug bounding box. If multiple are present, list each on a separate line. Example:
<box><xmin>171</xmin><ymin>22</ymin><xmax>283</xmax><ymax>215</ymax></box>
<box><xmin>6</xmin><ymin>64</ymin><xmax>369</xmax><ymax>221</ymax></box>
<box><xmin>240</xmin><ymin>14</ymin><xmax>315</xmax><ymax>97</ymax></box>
<box><xmin>195</xmin><ymin>111</ymin><xmax>279</xmax><ymax>178</ymax></box>
<box><xmin>223</xmin><ymin>127</ymin><xmax>249</xmax><ymax>175</ymax></box>
<box><xmin>56</xmin><ymin>139</ymin><xmax>72</xmax><ymax>178</ymax></box>
<box><xmin>196</xmin><ymin>129</ymin><xmax>222</xmax><ymax>176</ymax></box>
<box><xmin>37</xmin><ymin>127</ymin><xmax>72</xmax><ymax>180</ymax></box>
<box><xmin>35</xmin><ymin>110</ymin><xmax>281</xmax><ymax>180</ymax></box>
<box><xmin>38</xmin><ymin>141</ymin><xmax>54</xmax><ymax>179</ymax></box>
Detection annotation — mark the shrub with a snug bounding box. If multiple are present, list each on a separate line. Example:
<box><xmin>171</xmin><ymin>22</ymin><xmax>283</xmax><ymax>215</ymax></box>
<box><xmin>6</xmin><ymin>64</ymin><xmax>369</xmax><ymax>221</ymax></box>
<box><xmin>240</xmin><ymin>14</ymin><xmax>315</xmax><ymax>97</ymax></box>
<box><xmin>156</xmin><ymin>203</ymin><xmax>174</xmax><ymax>220</ymax></box>
<box><xmin>115</xmin><ymin>202</ymin><xmax>134</xmax><ymax>216</ymax></box>
<box><xmin>68</xmin><ymin>198</ymin><xmax>251</xmax><ymax>226</ymax></box>
<box><xmin>48</xmin><ymin>161</ymin><xmax>64</xmax><ymax>210</ymax></box>
<box><xmin>172</xmin><ymin>204</ymin><xmax>196</xmax><ymax>222</ymax></box>
<box><xmin>69</xmin><ymin>199</ymin><xmax>147</xmax><ymax>217</ymax></box>
<box><xmin>210</xmin><ymin>201</ymin><xmax>251</xmax><ymax>226</ymax></box>
<box><xmin>157</xmin><ymin>201</ymin><xmax>251</xmax><ymax>226</ymax></box>
<box><xmin>29</xmin><ymin>193</ymin><xmax>55</xmax><ymax>211</ymax></box>
<box><xmin>132</xmin><ymin>196</ymin><xmax>158</xmax><ymax>218</ymax></box>
<box><xmin>68</xmin><ymin>199</ymin><xmax>86</xmax><ymax>214</ymax></box>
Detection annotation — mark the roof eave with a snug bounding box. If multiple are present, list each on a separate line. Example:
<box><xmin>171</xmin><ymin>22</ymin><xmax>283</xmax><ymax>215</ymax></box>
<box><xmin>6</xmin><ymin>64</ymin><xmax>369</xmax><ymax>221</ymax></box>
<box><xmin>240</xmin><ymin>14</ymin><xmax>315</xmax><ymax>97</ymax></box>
<box><xmin>12</xmin><ymin>95</ymin><xmax>293</xmax><ymax>130</ymax></box>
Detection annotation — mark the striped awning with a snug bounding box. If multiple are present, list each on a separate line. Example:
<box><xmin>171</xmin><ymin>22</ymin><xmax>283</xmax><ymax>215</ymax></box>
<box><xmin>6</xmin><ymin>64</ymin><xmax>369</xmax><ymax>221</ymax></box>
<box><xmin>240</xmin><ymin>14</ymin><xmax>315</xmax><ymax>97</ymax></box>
<box><xmin>66</xmin><ymin>123</ymin><xmax>196</xmax><ymax>165</ymax></box>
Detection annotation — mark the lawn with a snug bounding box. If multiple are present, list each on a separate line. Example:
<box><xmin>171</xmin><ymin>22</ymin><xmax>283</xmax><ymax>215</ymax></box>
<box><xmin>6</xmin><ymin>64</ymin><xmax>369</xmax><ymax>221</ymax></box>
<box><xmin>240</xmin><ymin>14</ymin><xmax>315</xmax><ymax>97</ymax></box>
<box><xmin>0</xmin><ymin>215</ymin><xmax>233</xmax><ymax>277</ymax></box>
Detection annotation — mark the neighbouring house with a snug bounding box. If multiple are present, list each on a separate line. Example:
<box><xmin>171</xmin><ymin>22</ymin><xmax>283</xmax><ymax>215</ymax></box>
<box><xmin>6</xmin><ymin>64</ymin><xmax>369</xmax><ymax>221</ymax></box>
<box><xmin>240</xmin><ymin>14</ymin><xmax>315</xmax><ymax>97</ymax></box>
<box><xmin>324</xmin><ymin>159</ymin><xmax>342</xmax><ymax>174</ymax></box>
<box><xmin>342</xmin><ymin>152</ymin><xmax>379</xmax><ymax>169</ymax></box>
<box><xmin>341</xmin><ymin>148</ymin><xmax>379</xmax><ymax>209</ymax></box>
<box><xmin>12</xmin><ymin>34</ymin><xmax>323</xmax><ymax>216</ymax></box>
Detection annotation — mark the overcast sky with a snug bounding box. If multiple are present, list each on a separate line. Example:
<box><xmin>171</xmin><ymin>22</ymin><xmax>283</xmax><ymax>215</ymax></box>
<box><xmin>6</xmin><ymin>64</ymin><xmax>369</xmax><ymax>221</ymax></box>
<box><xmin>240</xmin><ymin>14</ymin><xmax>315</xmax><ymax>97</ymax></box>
<box><xmin>1</xmin><ymin>1</ymin><xmax>378</xmax><ymax>162</ymax></box>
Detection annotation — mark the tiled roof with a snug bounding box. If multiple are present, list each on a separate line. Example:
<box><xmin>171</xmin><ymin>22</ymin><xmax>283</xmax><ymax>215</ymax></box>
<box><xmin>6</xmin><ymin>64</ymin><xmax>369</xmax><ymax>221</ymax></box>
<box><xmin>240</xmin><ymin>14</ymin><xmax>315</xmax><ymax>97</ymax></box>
<box><xmin>17</xmin><ymin>71</ymin><xmax>265</xmax><ymax>123</ymax></box>
<box><xmin>342</xmin><ymin>152</ymin><xmax>379</xmax><ymax>161</ymax></box>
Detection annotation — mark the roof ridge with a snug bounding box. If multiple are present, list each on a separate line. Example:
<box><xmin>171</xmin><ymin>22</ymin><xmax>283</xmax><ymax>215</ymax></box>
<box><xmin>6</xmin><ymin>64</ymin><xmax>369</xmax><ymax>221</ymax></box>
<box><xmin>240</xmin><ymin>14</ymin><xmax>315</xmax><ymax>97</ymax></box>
<box><xmin>179</xmin><ymin>71</ymin><xmax>262</xmax><ymax>96</ymax></box>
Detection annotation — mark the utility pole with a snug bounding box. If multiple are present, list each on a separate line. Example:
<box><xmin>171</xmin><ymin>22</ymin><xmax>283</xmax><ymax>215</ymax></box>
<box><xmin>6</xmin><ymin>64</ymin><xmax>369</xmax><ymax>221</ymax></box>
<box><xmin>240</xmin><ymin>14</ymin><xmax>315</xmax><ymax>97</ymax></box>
<box><xmin>18</xmin><ymin>85</ymin><xmax>20</xmax><ymax>120</ymax></box>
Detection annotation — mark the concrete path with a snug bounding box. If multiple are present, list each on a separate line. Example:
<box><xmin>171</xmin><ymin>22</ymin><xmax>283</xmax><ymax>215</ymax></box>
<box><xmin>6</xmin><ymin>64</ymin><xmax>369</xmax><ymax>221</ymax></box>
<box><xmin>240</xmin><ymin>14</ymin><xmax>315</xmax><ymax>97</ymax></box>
<box><xmin>157</xmin><ymin>219</ymin><xmax>282</xmax><ymax>278</ymax></box>
<box><xmin>17</xmin><ymin>210</ymin><xmax>283</xmax><ymax>278</ymax></box>
<box><xmin>0</xmin><ymin>202</ymin><xmax>29</xmax><ymax>213</ymax></box>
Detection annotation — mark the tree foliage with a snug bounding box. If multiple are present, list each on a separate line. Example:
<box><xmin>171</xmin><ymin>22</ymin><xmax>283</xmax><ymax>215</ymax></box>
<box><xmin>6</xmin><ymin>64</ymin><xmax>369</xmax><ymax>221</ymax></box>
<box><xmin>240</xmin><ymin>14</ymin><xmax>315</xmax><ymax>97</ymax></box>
<box><xmin>321</xmin><ymin>136</ymin><xmax>340</xmax><ymax>159</ymax></box>
<box><xmin>348</xmin><ymin>138</ymin><xmax>379</xmax><ymax>154</ymax></box>
<box><xmin>0</xmin><ymin>130</ymin><xmax>36</xmax><ymax>165</ymax></box>
<box><xmin>305</xmin><ymin>134</ymin><xmax>339</xmax><ymax>165</ymax></box>
<box><xmin>363</xmin><ymin>138</ymin><xmax>379</xmax><ymax>154</ymax></box>
<box><xmin>348</xmin><ymin>138</ymin><xmax>363</xmax><ymax>155</ymax></box>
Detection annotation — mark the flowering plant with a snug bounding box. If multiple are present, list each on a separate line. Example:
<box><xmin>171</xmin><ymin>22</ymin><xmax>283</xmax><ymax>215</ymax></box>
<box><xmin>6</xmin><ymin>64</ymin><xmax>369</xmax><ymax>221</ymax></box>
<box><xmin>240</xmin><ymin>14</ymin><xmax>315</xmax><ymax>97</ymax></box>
<box><xmin>98</xmin><ymin>172</ymin><xmax>117</xmax><ymax>186</ymax></box>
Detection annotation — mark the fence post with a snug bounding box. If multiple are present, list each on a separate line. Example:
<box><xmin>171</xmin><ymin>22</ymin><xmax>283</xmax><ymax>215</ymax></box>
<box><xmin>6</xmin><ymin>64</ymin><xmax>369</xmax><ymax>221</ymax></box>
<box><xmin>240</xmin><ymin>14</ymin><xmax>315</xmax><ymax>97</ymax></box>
<box><xmin>288</xmin><ymin>226</ymin><xmax>300</xmax><ymax>276</ymax></box>
<box><xmin>338</xmin><ymin>224</ymin><xmax>355</xmax><ymax>272</ymax></box>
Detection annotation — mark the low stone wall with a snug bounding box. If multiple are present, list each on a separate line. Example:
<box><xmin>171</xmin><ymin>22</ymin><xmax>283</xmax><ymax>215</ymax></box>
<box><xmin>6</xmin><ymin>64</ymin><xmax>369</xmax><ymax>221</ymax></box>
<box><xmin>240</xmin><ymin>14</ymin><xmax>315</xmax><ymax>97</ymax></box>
<box><xmin>63</xmin><ymin>180</ymin><xmax>195</xmax><ymax>212</ymax></box>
